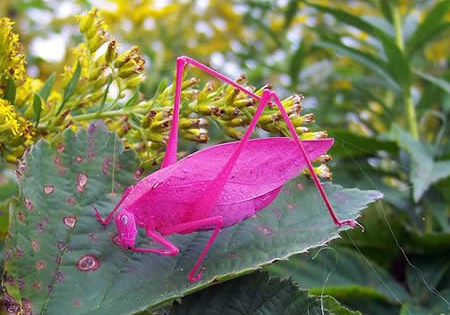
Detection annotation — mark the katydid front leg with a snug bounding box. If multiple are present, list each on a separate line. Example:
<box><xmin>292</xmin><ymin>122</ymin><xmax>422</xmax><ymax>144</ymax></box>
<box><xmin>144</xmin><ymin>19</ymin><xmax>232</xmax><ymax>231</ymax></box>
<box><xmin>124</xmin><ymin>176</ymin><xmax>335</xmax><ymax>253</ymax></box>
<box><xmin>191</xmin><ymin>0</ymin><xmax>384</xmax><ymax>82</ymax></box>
<box><xmin>94</xmin><ymin>185</ymin><xmax>134</xmax><ymax>225</ymax></box>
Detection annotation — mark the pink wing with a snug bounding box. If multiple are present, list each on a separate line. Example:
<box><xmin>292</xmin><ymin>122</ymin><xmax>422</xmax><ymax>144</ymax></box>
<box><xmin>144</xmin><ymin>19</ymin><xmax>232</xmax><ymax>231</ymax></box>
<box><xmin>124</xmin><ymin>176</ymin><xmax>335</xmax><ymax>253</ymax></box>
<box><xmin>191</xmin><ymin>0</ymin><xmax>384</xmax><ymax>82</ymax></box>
<box><xmin>125</xmin><ymin>137</ymin><xmax>333</xmax><ymax>228</ymax></box>
<box><xmin>131</xmin><ymin>137</ymin><xmax>333</xmax><ymax>205</ymax></box>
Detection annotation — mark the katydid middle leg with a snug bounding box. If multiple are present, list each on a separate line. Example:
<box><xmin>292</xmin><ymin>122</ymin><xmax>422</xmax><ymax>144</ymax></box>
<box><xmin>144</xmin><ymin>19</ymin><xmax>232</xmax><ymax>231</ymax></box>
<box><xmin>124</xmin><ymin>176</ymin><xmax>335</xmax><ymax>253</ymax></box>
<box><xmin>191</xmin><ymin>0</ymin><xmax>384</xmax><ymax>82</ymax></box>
<box><xmin>146</xmin><ymin>216</ymin><xmax>224</xmax><ymax>282</ymax></box>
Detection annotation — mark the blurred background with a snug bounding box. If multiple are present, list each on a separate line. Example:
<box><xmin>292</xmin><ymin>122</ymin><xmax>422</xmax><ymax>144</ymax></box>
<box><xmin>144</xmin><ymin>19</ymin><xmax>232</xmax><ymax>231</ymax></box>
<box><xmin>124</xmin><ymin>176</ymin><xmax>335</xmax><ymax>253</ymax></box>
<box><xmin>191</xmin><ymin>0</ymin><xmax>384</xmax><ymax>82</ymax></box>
<box><xmin>0</xmin><ymin>1</ymin><xmax>449</xmax><ymax>314</ymax></box>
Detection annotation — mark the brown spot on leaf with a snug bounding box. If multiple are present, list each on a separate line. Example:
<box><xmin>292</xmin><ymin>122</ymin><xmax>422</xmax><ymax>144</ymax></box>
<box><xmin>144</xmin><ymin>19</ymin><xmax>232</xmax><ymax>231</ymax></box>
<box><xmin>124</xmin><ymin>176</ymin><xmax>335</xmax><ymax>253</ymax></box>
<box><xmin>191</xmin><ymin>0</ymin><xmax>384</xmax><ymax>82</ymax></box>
<box><xmin>56</xmin><ymin>242</ymin><xmax>67</xmax><ymax>251</ymax></box>
<box><xmin>24</xmin><ymin>198</ymin><xmax>33</xmax><ymax>210</ymax></box>
<box><xmin>36</xmin><ymin>222</ymin><xmax>45</xmax><ymax>232</ymax></box>
<box><xmin>296</xmin><ymin>182</ymin><xmax>304</xmax><ymax>191</ymax></box>
<box><xmin>6</xmin><ymin>275</ymin><xmax>15</xmax><ymax>285</ymax></box>
<box><xmin>134</xmin><ymin>167</ymin><xmax>144</xmax><ymax>179</ymax></box>
<box><xmin>67</xmin><ymin>197</ymin><xmax>76</xmax><ymax>206</ymax></box>
<box><xmin>88</xmin><ymin>233</ymin><xmax>98</xmax><ymax>243</ymax></box>
<box><xmin>4</xmin><ymin>248</ymin><xmax>12</xmax><ymax>261</ymax></box>
<box><xmin>103</xmin><ymin>157</ymin><xmax>112</xmax><ymax>174</ymax></box>
<box><xmin>75</xmin><ymin>155</ymin><xmax>84</xmax><ymax>163</ymax></box>
<box><xmin>56</xmin><ymin>142</ymin><xmax>65</xmax><ymax>153</ymax></box>
<box><xmin>76</xmin><ymin>173</ymin><xmax>88</xmax><ymax>192</ymax></box>
<box><xmin>76</xmin><ymin>254</ymin><xmax>100</xmax><ymax>271</ymax></box>
<box><xmin>72</xmin><ymin>299</ymin><xmax>81</xmax><ymax>307</ymax></box>
<box><xmin>283</xmin><ymin>187</ymin><xmax>291</xmax><ymax>195</ymax></box>
<box><xmin>55</xmin><ymin>271</ymin><xmax>64</xmax><ymax>282</ymax></box>
<box><xmin>32</xmin><ymin>240</ymin><xmax>40</xmax><ymax>252</ymax></box>
<box><xmin>63</xmin><ymin>215</ymin><xmax>77</xmax><ymax>229</ymax></box>
<box><xmin>17</xmin><ymin>279</ymin><xmax>25</xmax><ymax>289</ymax></box>
<box><xmin>17</xmin><ymin>211</ymin><xmax>24</xmax><ymax>223</ymax></box>
<box><xmin>44</xmin><ymin>185</ymin><xmax>55</xmax><ymax>194</ymax></box>
<box><xmin>54</xmin><ymin>156</ymin><xmax>62</xmax><ymax>166</ymax></box>
<box><xmin>22</xmin><ymin>298</ymin><xmax>32</xmax><ymax>315</ymax></box>
<box><xmin>256</xmin><ymin>225</ymin><xmax>273</xmax><ymax>236</ymax></box>
<box><xmin>4</xmin><ymin>292</ymin><xmax>20</xmax><ymax>314</ymax></box>
<box><xmin>36</xmin><ymin>261</ymin><xmax>46</xmax><ymax>271</ymax></box>
<box><xmin>271</xmin><ymin>207</ymin><xmax>281</xmax><ymax>219</ymax></box>
<box><xmin>33</xmin><ymin>281</ymin><xmax>42</xmax><ymax>291</ymax></box>
<box><xmin>15</xmin><ymin>248</ymin><xmax>24</xmax><ymax>257</ymax></box>
<box><xmin>287</xmin><ymin>203</ymin><xmax>295</xmax><ymax>210</ymax></box>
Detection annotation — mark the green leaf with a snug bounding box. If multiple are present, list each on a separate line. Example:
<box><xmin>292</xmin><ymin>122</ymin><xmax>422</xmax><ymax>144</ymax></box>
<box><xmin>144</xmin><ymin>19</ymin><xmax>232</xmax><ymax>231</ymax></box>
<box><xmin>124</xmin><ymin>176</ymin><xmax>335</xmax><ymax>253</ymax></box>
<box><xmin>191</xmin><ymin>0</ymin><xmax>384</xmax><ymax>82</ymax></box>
<box><xmin>3</xmin><ymin>123</ymin><xmax>381</xmax><ymax>314</ymax></box>
<box><xmin>124</xmin><ymin>88</ymin><xmax>141</xmax><ymax>108</ymax></box>
<box><xmin>413</xmin><ymin>69</ymin><xmax>450</xmax><ymax>94</ymax></box>
<box><xmin>4</xmin><ymin>76</ymin><xmax>16</xmax><ymax>105</ymax></box>
<box><xmin>406</xmin><ymin>0</ymin><xmax>450</xmax><ymax>57</ymax></box>
<box><xmin>169</xmin><ymin>272</ymin><xmax>360</xmax><ymax>315</ymax></box>
<box><xmin>266</xmin><ymin>246</ymin><xmax>410</xmax><ymax>305</ymax></box>
<box><xmin>405</xmin><ymin>255</ymin><xmax>450</xmax><ymax>313</ymax></box>
<box><xmin>391</xmin><ymin>125</ymin><xmax>450</xmax><ymax>202</ymax></box>
<box><xmin>32</xmin><ymin>94</ymin><xmax>42</xmax><ymax>127</ymax></box>
<box><xmin>329</xmin><ymin>129</ymin><xmax>399</xmax><ymax>159</ymax></box>
<box><xmin>57</xmin><ymin>62</ymin><xmax>81</xmax><ymax>115</ymax></box>
<box><xmin>289</xmin><ymin>42</ymin><xmax>306</xmax><ymax>88</ymax></box>
<box><xmin>313</xmin><ymin>40</ymin><xmax>402</xmax><ymax>93</ymax></box>
<box><xmin>38</xmin><ymin>73</ymin><xmax>56</xmax><ymax>101</ymax></box>
<box><xmin>284</xmin><ymin>0</ymin><xmax>300</xmax><ymax>29</ymax></box>
<box><xmin>308</xmin><ymin>2</ymin><xmax>411</xmax><ymax>91</ymax></box>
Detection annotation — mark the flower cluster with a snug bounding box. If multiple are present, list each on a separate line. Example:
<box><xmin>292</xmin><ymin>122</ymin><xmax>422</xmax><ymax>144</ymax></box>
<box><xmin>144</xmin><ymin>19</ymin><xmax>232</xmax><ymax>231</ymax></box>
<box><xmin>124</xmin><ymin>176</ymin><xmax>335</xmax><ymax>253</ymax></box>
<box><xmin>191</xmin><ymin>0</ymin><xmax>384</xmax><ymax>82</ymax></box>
<box><xmin>0</xmin><ymin>99</ymin><xmax>33</xmax><ymax>162</ymax></box>
<box><xmin>0</xmin><ymin>18</ymin><xmax>35</xmax><ymax>161</ymax></box>
<box><xmin>0</xmin><ymin>9</ymin><xmax>332</xmax><ymax>179</ymax></box>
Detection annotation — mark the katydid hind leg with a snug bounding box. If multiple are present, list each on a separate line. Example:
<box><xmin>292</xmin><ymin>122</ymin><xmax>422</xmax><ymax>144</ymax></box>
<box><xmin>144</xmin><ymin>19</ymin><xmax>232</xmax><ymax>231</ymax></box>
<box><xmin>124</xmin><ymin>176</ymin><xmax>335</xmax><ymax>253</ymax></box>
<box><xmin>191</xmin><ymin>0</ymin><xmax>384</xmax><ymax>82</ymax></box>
<box><xmin>164</xmin><ymin>56</ymin><xmax>359</xmax><ymax>227</ymax></box>
<box><xmin>159</xmin><ymin>216</ymin><xmax>223</xmax><ymax>282</ymax></box>
<box><xmin>269</xmin><ymin>92</ymin><xmax>361</xmax><ymax>228</ymax></box>
<box><xmin>94</xmin><ymin>185</ymin><xmax>134</xmax><ymax>225</ymax></box>
<box><xmin>161</xmin><ymin>58</ymin><xmax>186</xmax><ymax>168</ymax></box>
<box><xmin>162</xmin><ymin>55</ymin><xmax>261</xmax><ymax>169</ymax></box>
<box><xmin>192</xmin><ymin>90</ymin><xmax>275</xmax><ymax>217</ymax></box>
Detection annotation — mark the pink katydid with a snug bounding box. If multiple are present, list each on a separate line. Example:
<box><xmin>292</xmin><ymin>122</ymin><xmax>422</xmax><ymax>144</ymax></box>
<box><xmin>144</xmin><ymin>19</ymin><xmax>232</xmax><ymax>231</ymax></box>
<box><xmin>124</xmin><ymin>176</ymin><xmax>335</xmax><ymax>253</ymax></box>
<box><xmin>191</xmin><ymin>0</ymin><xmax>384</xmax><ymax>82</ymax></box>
<box><xmin>94</xmin><ymin>56</ymin><xmax>360</xmax><ymax>282</ymax></box>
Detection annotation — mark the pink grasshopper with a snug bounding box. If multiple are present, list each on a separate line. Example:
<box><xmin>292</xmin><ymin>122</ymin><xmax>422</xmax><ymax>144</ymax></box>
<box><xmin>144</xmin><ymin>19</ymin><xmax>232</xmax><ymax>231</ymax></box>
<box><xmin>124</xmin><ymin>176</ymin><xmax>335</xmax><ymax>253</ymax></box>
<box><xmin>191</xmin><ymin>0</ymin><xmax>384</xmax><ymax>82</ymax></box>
<box><xmin>95</xmin><ymin>56</ymin><xmax>359</xmax><ymax>282</ymax></box>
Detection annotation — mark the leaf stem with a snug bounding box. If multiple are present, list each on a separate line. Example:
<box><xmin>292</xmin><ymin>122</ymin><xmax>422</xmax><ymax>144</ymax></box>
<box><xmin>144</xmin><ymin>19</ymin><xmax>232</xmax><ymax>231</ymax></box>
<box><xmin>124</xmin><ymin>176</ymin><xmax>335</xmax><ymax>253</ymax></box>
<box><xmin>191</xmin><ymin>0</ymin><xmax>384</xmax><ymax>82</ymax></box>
<box><xmin>71</xmin><ymin>109</ymin><xmax>128</xmax><ymax>121</ymax></box>
<box><xmin>392</xmin><ymin>5</ymin><xmax>419</xmax><ymax>139</ymax></box>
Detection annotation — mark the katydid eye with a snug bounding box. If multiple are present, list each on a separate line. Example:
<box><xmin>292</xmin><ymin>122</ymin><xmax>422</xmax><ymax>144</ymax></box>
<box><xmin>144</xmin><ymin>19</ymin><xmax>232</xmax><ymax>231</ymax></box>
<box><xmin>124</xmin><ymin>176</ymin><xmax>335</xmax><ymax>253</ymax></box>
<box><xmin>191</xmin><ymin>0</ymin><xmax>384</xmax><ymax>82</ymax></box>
<box><xmin>121</xmin><ymin>215</ymin><xmax>128</xmax><ymax>224</ymax></box>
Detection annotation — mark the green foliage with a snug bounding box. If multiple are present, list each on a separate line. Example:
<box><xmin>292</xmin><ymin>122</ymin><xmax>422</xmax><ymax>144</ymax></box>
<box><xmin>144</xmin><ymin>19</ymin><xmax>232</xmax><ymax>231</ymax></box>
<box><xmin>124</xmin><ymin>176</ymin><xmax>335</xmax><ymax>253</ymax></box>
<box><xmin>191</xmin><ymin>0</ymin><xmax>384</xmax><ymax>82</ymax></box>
<box><xmin>167</xmin><ymin>272</ymin><xmax>361</xmax><ymax>315</ymax></box>
<box><xmin>3</xmin><ymin>123</ymin><xmax>381</xmax><ymax>314</ymax></box>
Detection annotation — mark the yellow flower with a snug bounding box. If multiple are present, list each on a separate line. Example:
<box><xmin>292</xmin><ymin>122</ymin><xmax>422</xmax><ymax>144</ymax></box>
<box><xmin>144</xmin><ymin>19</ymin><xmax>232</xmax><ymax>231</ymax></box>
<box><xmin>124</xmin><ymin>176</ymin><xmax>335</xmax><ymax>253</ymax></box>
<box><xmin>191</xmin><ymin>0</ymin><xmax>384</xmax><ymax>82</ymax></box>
<box><xmin>0</xmin><ymin>18</ymin><xmax>26</xmax><ymax>85</ymax></box>
<box><xmin>0</xmin><ymin>100</ymin><xmax>21</xmax><ymax>136</ymax></box>
<box><xmin>0</xmin><ymin>99</ymin><xmax>34</xmax><ymax>162</ymax></box>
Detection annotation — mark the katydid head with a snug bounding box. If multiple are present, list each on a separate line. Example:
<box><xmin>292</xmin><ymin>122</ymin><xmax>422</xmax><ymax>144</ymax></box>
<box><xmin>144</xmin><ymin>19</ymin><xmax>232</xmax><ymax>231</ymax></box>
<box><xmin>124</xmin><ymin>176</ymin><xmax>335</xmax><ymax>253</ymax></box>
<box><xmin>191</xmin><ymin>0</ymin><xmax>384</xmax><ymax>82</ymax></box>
<box><xmin>114</xmin><ymin>209</ymin><xmax>137</xmax><ymax>250</ymax></box>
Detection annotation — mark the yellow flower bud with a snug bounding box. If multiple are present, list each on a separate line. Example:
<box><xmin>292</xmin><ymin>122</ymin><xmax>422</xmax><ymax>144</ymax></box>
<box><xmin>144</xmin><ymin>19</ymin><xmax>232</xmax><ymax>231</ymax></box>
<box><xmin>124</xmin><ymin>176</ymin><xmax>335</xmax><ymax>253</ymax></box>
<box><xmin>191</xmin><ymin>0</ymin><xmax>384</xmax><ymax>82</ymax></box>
<box><xmin>79</xmin><ymin>9</ymin><xmax>96</xmax><ymax>33</ymax></box>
